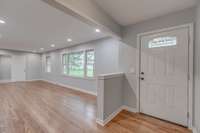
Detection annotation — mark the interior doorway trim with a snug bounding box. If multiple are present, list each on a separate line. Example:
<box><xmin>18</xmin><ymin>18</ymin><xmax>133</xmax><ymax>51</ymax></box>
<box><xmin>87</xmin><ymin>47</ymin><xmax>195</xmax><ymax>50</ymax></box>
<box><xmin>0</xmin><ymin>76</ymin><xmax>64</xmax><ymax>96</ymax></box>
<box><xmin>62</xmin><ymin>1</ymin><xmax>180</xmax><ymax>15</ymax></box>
<box><xmin>136</xmin><ymin>23</ymin><xmax>194</xmax><ymax>129</ymax></box>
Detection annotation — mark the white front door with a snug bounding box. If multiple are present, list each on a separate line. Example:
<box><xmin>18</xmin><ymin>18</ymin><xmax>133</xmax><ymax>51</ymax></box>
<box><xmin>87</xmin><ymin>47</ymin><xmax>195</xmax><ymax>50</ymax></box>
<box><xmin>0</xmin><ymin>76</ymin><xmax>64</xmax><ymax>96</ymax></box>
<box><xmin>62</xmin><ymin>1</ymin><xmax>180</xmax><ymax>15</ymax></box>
<box><xmin>140</xmin><ymin>27</ymin><xmax>189</xmax><ymax>126</ymax></box>
<box><xmin>11</xmin><ymin>55</ymin><xmax>26</xmax><ymax>81</ymax></box>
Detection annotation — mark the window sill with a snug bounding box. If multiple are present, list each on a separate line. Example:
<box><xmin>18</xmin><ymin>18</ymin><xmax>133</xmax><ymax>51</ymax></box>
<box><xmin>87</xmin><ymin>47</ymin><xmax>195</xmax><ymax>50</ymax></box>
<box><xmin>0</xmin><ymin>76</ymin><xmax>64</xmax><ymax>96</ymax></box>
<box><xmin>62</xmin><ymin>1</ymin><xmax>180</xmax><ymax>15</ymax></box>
<box><xmin>61</xmin><ymin>74</ymin><xmax>96</xmax><ymax>81</ymax></box>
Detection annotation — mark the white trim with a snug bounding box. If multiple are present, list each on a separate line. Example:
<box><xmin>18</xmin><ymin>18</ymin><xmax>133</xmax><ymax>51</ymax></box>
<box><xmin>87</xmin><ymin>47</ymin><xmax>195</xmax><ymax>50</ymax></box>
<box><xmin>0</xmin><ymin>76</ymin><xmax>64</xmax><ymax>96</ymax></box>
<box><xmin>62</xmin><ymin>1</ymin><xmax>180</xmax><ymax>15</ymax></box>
<box><xmin>96</xmin><ymin>119</ymin><xmax>105</xmax><ymax>126</ymax></box>
<box><xmin>188</xmin><ymin>23</ymin><xmax>194</xmax><ymax>129</ymax></box>
<box><xmin>98</xmin><ymin>72</ymin><xmax>124</xmax><ymax>80</ymax></box>
<box><xmin>0</xmin><ymin>80</ymin><xmax>13</xmax><ymax>83</ymax></box>
<box><xmin>42</xmin><ymin>79</ymin><xmax>97</xmax><ymax>96</ymax></box>
<box><xmin>96</xmin><ymin>105</ymin><xmax>137</xmax><ymax>126</ymax></box>
<box><xmin>85</xmin><ymin>49</ymin><xmax>96</xmax><ymax>78</ymax></box>
<box><xmin>25</xmin><ymin>79</ymin><xmax>43</xmax><ymax>82</ymax></box>
<box><xmin>45</xmin><ymin>55</ymin><xmax>52</xmax><ymax>73</ymax></box>
<box><xmin>0</xmin><ymin>79</ymin><xmax>97</xmax><ymax>96</ymax></box>
<box><xmin>122</xmin><ymin>105</ymin><xmax>138</xmax><ymax>113</ymax></box>
<box><xmin>96</xmin><ymin>76</ymin><xmax>104</xmax><ymax>125</ymax></box>
<box><xmin>136</xmin><ymin>23</ymin><xmax>194</xmax><ymax>128</ymax></box>
<box><xmin>61</xmin><ymin>74</ymin><xmax>96</xmax><ymax>81</ymax></box>
<box><xmin>96</xmin><ymin>106</ymin><xmax>123</xmax><ymax>126</ymax></box>
<box><xmin>60</xmin><ymin>48</ymin><xmax>96</xmax><ymax>79</ymax></box>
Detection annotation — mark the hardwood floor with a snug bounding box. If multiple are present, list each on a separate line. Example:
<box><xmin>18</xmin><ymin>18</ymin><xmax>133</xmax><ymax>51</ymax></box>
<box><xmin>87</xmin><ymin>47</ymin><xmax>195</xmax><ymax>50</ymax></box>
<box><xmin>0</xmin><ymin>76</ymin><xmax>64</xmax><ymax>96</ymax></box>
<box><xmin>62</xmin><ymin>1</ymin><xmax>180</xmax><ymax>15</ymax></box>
<box><xmin>0</xmin><ymin>81</ymin><xmax>191</xmax><ymax>133</ymax></box>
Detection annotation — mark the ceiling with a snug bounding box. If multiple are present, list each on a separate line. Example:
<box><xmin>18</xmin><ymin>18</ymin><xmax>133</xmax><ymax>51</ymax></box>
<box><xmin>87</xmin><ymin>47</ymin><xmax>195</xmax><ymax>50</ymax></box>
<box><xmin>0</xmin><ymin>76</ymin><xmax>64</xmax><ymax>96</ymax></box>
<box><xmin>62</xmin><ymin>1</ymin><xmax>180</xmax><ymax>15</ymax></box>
<box><xmin>94</xmin><ymin>0</ymin><xmax>197</xmax><ymax>26</ymax></box>
<box><xmin>0</xmin><ymin>0</ymin><xmax>108</xmax><ymax>53</ymax></box>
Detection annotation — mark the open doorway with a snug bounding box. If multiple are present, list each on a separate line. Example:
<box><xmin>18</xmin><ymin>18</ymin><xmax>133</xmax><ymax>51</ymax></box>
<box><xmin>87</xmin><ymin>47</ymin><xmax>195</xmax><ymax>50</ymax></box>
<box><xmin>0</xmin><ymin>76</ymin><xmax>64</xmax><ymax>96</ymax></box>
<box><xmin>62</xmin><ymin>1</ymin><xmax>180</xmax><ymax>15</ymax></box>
<box><xmin>0</xmin><ymin>55</ymin><xmax>11</xmax><ymax>82</ymax></box>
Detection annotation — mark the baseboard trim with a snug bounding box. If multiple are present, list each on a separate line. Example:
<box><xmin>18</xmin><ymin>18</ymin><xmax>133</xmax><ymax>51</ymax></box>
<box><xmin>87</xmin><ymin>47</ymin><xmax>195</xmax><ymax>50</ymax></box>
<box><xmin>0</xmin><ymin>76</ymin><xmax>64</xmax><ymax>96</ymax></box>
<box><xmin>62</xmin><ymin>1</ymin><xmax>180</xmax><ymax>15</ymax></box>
<box><xmin>0</xmin><ymin>79</ymin><xmax>97</xmax><ymax>96</ymax></box>
<box><xmin>96</xmin><ymin>106</ymin><xmax>123</xmax><ymax>126</ymax></box>
<box><xmin>0</xmin><ymin>79</ymin><xmax>42</xmax><ymax>84</ymax></box>
<box><xmin>0</xmin><ymin>80</ymin><xmax>13</xmax><ymax>83</ymax></box>
<box><xmin>96</xmin><ymin>106</ymin><xmax>137</xmax><ymax>126</ymax></box>
<box><xmin>96</xmin><ymin>119</ymin><xmax>105</xmax><ymax>126</ymax></box>
<box><xmin>42</xmin><ymin>79</ymin><xmax>97</xmax><ymax>96</ymax></box>
<box><xmin>122</xmin><ymin>105</ymin><xmax>138</xmax><ymax>113</ymax></box>
<box><xmin>25</xmin><ymin>79</ymin><xmax>43</xmax><ymax>82</ymax></box>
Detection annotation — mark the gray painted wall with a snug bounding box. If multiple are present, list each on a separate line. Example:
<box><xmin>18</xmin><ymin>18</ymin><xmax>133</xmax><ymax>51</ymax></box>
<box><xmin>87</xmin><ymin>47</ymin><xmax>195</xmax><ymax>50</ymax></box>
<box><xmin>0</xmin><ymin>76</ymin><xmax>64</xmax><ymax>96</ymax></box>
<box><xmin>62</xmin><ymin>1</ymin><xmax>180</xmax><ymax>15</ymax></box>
<box><xmin>41</xmin><ymin>38</ymin><xmax>120</xmax><ymax>94</ymax></box>
<box><xmin>103</xmin><ymin>76</ymin><xmax>123</xmax><ymax>119</ymax></box>
<box><xmin>195</xmin><ymin>3</ymin><xmax>200</xmax><ymax>131</ymax></box>
<box><xmin>120</xmin><ymin>7</ymin><xmax>196</xmax><ymax>111</ymax></box>
<box><xmin>0</xmin><ymin>49</ymin><xmax>42</xmax><ymax>81</ymax></box>
<box><xmin>26</xmin><ymin>54</ymin><xmax>42</xmax><ymax>80</ymax></box>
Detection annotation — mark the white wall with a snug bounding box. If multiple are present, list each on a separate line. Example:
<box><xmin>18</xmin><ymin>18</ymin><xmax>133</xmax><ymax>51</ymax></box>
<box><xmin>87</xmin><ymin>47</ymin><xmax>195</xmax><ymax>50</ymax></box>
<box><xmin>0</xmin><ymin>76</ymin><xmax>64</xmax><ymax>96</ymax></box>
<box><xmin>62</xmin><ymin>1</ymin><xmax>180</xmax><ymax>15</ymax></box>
<box><xmin>41</xmin><ymin>38</ymin><xmax>120</xmax><ymax>94</ymax></box>
<box><xmin>0</xmin><ymin>49</ymin><xmax>42</xmax><ymax>81</ymax></box>
<box><xmin>96</xmin><ymin>73</ymin><xmax>124</xmax><ymax>124</ymax></box>
<box><xmin>195</xmin><ymin>3</ymin><xmax>200</xmax><ymax>131</ymax></box>
<box><xmin>120</xmin><ymin>7</ymin><xmax>196</xmax><ymax>111</ymax></box>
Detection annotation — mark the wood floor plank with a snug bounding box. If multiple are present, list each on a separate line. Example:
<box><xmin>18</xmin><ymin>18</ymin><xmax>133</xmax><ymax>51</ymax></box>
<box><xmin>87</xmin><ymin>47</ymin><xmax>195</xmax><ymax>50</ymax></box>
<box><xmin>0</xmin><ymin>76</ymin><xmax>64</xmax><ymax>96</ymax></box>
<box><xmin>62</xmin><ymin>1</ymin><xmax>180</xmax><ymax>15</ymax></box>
<box><xmin>0</xmin><ymin>81</ymin><xmax>191</xmax><ymax>133</ymax></box>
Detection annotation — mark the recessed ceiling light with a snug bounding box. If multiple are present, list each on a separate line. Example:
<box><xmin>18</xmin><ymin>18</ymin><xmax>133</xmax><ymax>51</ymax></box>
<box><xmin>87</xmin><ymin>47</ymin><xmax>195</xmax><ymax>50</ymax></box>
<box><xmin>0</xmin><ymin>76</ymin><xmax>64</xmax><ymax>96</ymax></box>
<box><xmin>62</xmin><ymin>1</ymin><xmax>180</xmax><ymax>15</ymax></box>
<box><xmin>0</xmin><ymin>20</ymin><xmax>6</xmax><ymax>24</ymax></box>
<box><xmin>95</xmin><ymin>29</ymin><xmax>101</xmax><ymax>33</ymax></box>
<box><xmin>51</xmin><ymin>44</ymin><xmax>55</xmax><ymax>47</ymax></box>
<box><xmin>67</xmin><ymin>38</ymin><xmax>72</xmax><ymax>42</ymax></box>
<box><xmin>40</xmin><ymin>48</ymin><xmax>44</xmax><ymax>50</ymax></box>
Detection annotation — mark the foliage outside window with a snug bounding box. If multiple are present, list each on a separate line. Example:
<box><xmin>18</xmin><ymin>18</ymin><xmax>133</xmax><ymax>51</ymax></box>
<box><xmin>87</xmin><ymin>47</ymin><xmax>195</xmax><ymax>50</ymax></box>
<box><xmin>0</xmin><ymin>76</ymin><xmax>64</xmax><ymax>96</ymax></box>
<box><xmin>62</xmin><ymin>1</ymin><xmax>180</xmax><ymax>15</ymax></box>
<box><xmin>86</xmin><ymin>50</ymin><xmax>95</xmax><ymax>77</ymax></box>
<box><xmin>68</xmin><ymin>51</ymin><xmax>85</xmax><ymax>77</ymax></box>
<box><xmin>62</xmin><ymin>49</ymin><xmax>95</xmax><ymax>78</ymax></box>
<box><xmin>46</xmin><ymin>56</ymin><xmax>51</xmax><ymax>73</ymax></box>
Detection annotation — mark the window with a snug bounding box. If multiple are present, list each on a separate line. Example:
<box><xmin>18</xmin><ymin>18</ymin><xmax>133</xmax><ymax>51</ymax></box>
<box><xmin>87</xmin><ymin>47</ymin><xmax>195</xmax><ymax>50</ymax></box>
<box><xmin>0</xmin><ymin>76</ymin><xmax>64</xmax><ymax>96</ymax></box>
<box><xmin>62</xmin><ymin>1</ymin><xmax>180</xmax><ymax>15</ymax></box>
<box><xmin>46</xmin><ymin>56</ymin><xmax>51</xmax><ymax>73</ymax></box>
<box><xmin>62</xmin><ymin>49</ymin><xmax>95</xmax><ymax>78</ymax></box>
<box><xmin>148</xmin><ymin>37</ymin><xmax>177</xmax><ymax>48</ymax></box>
<box><xmin>86</xmin><ymin>50</ymin><xmax>95</xmax><ymax>77</ymax></box>
<box><xmin>62</xmin><ymin>54</ymin><xmax>68</xmax><ymax>75</ymax></box>
<box><xmin>68</xmin><ymin>51</ymin><xmax>85</xmax><ymax>77</ymax></box>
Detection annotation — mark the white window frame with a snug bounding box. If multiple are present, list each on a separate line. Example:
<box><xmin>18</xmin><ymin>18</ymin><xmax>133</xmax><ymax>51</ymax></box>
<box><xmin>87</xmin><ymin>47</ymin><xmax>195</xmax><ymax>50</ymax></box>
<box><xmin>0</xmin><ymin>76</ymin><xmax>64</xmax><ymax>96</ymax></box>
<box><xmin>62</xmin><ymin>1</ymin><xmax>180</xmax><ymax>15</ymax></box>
<box><xmin>68</xmin><ymin>50</ymin><xmax>85</xmax><ymax>78</ymax></box>
<box><xmin>61</xmin><ymin>49</ymin><xmax>95</xmax><ymax>79</ymax></box>
<box><xmin>45</xmin><ymin>56</ymin><xmax>51</xmax><ymax>73</ymax></box>
<box><xmin>85</xmin><ymin>49</ymin><xmax>95</xmax><ymax>78</ymax></box>
<box><xmin>62</xmin><ymin>53</ymin><xmax>69</xmax><ymax>75</ymax></box>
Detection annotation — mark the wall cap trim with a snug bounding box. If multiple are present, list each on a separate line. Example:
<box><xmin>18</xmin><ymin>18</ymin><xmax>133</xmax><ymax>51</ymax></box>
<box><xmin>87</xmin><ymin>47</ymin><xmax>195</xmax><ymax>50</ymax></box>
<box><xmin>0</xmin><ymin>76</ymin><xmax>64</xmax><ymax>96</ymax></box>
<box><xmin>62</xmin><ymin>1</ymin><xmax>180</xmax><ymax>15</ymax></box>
<box><xmin>98</xmin><ymin>72</ymin><xmax>124</xmax><ymax>80</ymax></box>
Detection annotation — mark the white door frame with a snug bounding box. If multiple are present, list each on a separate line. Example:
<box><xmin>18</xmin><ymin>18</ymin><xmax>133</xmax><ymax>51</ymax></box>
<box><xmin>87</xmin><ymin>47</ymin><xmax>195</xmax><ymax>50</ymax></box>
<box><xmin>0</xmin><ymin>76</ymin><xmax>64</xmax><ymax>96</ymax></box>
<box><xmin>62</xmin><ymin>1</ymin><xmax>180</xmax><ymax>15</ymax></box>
<box><xmin>136</xmin><ymin>23</ymin><xmax>194</xmax><ymax>129</ymax></box>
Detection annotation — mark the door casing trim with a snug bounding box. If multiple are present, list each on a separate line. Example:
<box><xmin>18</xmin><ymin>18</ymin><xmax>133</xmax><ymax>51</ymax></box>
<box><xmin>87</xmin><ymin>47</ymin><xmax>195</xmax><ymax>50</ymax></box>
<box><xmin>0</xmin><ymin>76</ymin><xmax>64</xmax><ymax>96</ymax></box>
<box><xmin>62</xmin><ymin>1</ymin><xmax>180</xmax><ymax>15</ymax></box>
<box><xmin>136</xmin><ymin>23</ymin><xmax>194</xmax><ymax>129</ymax></box>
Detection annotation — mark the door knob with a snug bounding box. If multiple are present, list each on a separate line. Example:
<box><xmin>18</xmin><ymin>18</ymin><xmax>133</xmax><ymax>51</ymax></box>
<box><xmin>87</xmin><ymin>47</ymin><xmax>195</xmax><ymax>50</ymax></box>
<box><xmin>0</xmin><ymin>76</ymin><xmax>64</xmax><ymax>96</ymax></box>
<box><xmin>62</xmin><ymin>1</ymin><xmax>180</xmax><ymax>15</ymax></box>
<box><xmin>141</xmin><ymin>72</ymin><xmax>144</xmax><ymax>75</ymax></box>
<box><xmin>140</xmin><ymin>77</ymin><xmax>144</xmax><ymax>80</ymax></box>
